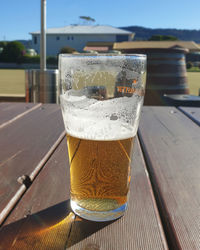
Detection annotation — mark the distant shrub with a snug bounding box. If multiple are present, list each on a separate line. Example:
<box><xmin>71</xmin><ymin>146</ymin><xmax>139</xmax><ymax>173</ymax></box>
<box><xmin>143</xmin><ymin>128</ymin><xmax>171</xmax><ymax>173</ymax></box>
<box><xmin>60</xmin><ymin>46</ymin><xmax>76</xmax><ymax>54</ymax></box>
<box><xmin>186</xmin><ymin>61</ymin><xmax>193</xmax><ymax>69</ymax></box>
<box><xmin>0</xmin><ymin>41</ymin><xmax>7</xmax><ymax>49</ymax></box>
<box><xmin>0</xmin><ymin>41</ymin><xmax>25</xmax><ymax>63</ymax></box>
<box><xmin>22</xmin><ymin>55</ymin><xmax>57</xmax><ymax>65</ymax></box>
<box><xmin>22</xmin><ymin>55</ymin><xmax>40</xmax><ymax>64</ymax></box>
<box><xmin>0</xmin><ymin>42</ymin><xmax>58</xmax><ymax>65</ymax></box>
<box><xmin>47</xmin><ymin>56</ymin><xmax>57</xmax><ymax>65</ymax></box>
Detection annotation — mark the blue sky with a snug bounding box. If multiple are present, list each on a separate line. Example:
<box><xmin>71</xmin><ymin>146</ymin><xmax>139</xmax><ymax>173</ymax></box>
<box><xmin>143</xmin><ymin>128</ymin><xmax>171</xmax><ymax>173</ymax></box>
<box><xmin>1</xmin><ymin>0</ymin><xmax>200</xmax><ymax>41</ymax></box>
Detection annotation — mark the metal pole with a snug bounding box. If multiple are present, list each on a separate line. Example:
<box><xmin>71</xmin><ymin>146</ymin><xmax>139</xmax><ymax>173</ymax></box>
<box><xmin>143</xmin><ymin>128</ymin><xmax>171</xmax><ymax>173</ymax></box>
<box><xmin>40</xmin><ymin>0</ymin><xmax>46</xmax><ymax>71</ymax></box>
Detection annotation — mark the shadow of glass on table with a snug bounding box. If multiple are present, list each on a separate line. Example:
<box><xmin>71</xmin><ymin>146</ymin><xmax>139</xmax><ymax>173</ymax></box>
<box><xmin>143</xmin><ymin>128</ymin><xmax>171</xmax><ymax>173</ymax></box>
<box><xmin>0</xmin><ymin>199</ymin><xmax>115</xmax><ymax>249</ymax></box>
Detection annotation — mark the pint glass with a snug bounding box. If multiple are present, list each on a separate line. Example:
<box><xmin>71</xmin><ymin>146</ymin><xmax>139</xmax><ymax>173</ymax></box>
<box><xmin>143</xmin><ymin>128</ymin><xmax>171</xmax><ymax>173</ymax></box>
<box><xmin>59</xmin><ymin>54</ymin><xmax>146</xmax><ymax>221</ymax></box>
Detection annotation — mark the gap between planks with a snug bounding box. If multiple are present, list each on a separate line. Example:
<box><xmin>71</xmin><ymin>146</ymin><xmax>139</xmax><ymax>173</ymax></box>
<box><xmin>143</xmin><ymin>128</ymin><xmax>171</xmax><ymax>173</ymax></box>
<box><xmin>136</xmin><ymin>135</ymin><xmax>169</xmax><ymax>250</ymax></box>
<box><xmin>0</xmin><ymin>103</ymin><xmax>42</xmax><ymax>130</ymax></box>
<box><xmin>178</xmin><ymin>107</ymin><xmax>200</xmax><ymax>126</ymax></box>
<box><xmin>0</xmin><ymin>131</ymin><xmax>65</xmax><ymax>227</ymax></box>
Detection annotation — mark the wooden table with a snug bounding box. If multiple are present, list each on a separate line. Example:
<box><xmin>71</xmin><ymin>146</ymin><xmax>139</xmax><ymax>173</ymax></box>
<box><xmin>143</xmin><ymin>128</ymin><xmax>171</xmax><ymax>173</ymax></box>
<box><xmin>0</xmin><ymin>103</ymin><xmax>199</xmax><ymax>250</ymax></box>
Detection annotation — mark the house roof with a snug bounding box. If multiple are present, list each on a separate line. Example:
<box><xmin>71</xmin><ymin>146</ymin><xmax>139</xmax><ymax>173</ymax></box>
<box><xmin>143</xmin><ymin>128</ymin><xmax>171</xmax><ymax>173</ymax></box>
<box><xmin>83</xmin><ymin>42</ymin><xmax>114</xmax><ymax>52</ymax></box>
<box><xmin>83</xmin><ymin>41</ymin><xmax>114</xmax><ymax>52</ymax></box>
<box><xmin>84</xmin><ymin>46</ymin><xmax>109</xmax><ymax>52</ymax></box>
<box><xmin>113</xmin><ymin>41</ymin><xmax>200</xmax><ymax>51</ymax></box>
<box><xmin>30</xmin><ymin>25</ymin><xmax>133</xmax><ymax>35</ymax></box>
<box><xmin>85</xmin><ymin>41</ymin><xmax>114</xmax><ymax>46</ymax></box>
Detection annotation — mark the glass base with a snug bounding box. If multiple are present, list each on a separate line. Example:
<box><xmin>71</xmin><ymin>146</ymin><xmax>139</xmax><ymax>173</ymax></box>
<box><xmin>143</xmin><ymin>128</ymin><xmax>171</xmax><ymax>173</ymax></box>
<box><xmin>71</xmin><ymin>200</ymin><xmax>127</xmax><ymax>222</ymax></box>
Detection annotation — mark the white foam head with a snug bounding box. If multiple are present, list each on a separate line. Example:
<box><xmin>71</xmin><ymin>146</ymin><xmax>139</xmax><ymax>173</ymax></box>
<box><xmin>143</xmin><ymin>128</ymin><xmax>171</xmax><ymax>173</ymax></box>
<box><xmin>60</xmin><ymin>91</ymin><xmax>143</xmax><ymax>141</ymax></box>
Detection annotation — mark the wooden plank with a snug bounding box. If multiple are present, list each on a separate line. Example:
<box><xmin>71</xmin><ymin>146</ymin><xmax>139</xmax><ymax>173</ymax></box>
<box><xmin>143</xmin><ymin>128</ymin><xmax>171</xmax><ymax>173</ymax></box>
<box><xmin>178</xmin><ymin>106</ymin><xmax>200</xmax><ymax>126</ymax></box>
<box><xmin>0</xmin><ymin>102</ymin><xmax>39</xmax><ymax>126</ymax></box>
<box><xmin>0</xmin><ymin>137</ymin><xmax>168</xmax><ymax>250</ymax></box>
<box><xmin>138</xmin><ymin>106</ymin><xmax>200</xmax><ymax>250</ymax></box>
<box><xmin>0</xmin><ymin>104</ymin><xmax>65</xmax><ymax>217</ymax></box>
<box><xmin>0</xmin><ymin>131</ymin><xmax>65</xmax><ymax>225</ymax></box>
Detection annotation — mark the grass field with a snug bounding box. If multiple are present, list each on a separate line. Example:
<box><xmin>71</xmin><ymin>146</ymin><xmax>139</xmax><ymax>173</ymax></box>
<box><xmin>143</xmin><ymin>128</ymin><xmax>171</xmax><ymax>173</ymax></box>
<box><xmin>0</xmin><ymin>69</ymin><xmax>200</xmax><ymax>96</ymax></box>
<box><xmin>187</xmin><ymin>67</ymin><xmax>200</xmax><ymax>72</ymax></box>
<box><xmin>0</xmin><ymin>69</ymin><xmax>25</xmax><ymax>96</ymax></box>
<box><xmin>187</xmin><ymin>72</ymin><xmax>200</xmax><ymax>95</ymax></box>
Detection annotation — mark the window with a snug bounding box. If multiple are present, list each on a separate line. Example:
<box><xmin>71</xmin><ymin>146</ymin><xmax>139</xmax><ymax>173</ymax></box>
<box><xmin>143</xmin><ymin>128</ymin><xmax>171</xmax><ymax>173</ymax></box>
<box><xmin>34</xmin><ymin>36</ymin><xmax>37</xmax><ymax>44</ymax></box>
<box><xmin>56</xmin><ymin>36</ymin><xmax>60</xmax><ymax>41</ymax></box>
<box><xmin>67</xmin><ymin>36</ymin><xmax>74</xmax><ymax>40</ymax></box>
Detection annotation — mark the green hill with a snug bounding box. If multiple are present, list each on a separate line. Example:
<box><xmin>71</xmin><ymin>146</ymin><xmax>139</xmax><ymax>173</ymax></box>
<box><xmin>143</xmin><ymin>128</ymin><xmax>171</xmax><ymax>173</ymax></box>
<box><xmin>120</xmin><ymin>26</ymin><xmax>200</xmax><ymax>43</ymax></box>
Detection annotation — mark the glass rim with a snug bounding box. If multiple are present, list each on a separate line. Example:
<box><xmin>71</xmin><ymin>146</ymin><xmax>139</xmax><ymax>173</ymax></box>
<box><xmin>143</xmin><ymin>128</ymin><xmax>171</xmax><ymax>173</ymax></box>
<box><xmin>59</xmin><ymin>53</ymin><xmax>147</xmax><ymax>60</ymax></box>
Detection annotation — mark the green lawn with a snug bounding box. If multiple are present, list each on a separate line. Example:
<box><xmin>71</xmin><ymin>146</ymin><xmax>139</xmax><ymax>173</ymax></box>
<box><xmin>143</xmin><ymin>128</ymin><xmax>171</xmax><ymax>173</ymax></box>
<box><xmin>187</xmin><ymin>67</ymin><xmax>200</xmax><ymax>72</ymax></box>
<box><xmin>187</xmin><ymin>72</ymin><xmax>200</xmax><ymax>95</ymax></box>
<box><xmin>0</xmin><ymin>69</ymin><xmax>199</xmax><ymax>97</ymax></box>
<box><xmin>0</xmin><ymin>69</ymin><xmax>25</xmax><ymax>96</ymax></box>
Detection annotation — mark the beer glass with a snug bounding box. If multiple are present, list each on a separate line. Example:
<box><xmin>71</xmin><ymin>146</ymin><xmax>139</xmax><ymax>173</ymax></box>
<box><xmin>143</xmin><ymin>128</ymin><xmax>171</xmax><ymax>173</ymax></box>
<box><xmin>59</xmin><ymin>54</ymin><xmax>146</xmax><ymax>221</ymax></box>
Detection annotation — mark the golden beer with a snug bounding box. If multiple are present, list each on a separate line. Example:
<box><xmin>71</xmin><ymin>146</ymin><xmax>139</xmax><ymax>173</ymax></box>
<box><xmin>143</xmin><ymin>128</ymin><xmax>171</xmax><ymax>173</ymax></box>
<box><xmin>67</xmin><ymin>134</ymin><xmax>135</xmax><ymax>213</ymax></box>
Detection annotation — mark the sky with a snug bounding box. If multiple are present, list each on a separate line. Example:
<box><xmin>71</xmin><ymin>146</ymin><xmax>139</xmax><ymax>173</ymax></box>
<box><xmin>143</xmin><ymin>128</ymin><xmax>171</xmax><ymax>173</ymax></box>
<box><xmin>1</xmin><ymin>0</ymin><xmax>200</xmax><ymax>41</ymax></box>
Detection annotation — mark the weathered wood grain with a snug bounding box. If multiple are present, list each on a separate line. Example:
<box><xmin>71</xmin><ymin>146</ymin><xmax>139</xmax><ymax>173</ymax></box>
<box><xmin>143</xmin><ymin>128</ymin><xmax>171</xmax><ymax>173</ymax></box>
<box><xmin>179</xmin><ymin>106</ymin><xmax>200</xmax><ymax>126</ymax></box>
<box><xmin>0</xmin><ymin>139</ymin><xmax>71</xmax><ymax>250</ymax></box>
<box><xmin>0</xmin><ymin>102</ymin><xmax>39</xmax><ymax>127</ymax></box>
<box><xmin>138</xmin><ymin>106</ymin><xmax>200</xmax><ymax>250</ymax></box>
<box><xmin>0</xmin><ymin>137</ymin><xmax>168</xmax><ymax>250</ymax></box>
<box><xmin>0</xmin><ymin>104</ymin><xmax>64</xmax><ymax>218</ymax></box>
<box><xmin>0</xmin><ymin>131</ymin><xmax>65</xmax><ymax>226</ymax></box>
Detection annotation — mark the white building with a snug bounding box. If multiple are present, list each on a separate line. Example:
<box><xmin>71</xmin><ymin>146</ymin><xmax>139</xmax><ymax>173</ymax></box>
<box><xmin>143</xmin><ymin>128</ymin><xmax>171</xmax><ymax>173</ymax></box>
<box><xmin>30</xmin><ymin>25</ymin><xmax>134</xmax><ymax>56</ymax></box>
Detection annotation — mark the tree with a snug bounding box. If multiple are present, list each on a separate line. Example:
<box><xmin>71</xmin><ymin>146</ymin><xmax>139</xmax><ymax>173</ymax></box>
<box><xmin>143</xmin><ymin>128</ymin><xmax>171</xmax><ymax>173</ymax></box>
<box><xmin>186</xmin><ymin>61</ymin><xmax>193</xmax><ymax>69</ymax></box>
<box><xmin>79</xmin><ymin>16</ymin><xmax>95</xmax><ymax>25</ymax></box>
<box><xmin>0</xmin><ymin>41</ymin><xmax>25</xmax><ymax>63</ymax></box>
<box><xmin>148</xmin><ymin>35</ymin><xmax>178</xmax><ymax>41</ymax></box>
<box><xmin>0</xmin><ymin>41</ymin><xmax>7</xmax><ymax>48</ymax></box>
<box><xmin>0</xmin><ymin>41</ymin><xmax>7</xmax><ymax>56</ymax></box>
